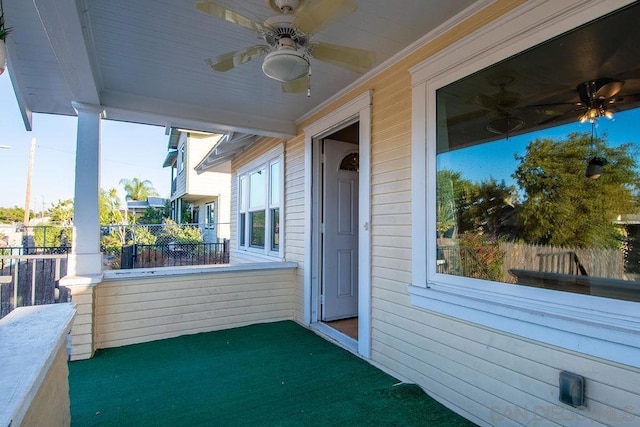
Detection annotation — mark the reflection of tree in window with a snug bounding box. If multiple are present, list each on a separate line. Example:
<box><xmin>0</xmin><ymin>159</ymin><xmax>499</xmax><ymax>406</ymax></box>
<box><xmin>250</xmin><ymin>211</ymin><xmax>265</xmax><ymax>248</ymax></box>
<box><xmin>436</xmin><ymin>117</ymin><xmax>640</xmax><ymax>291</ymax></box>
<box><xmin>271</xmin><ymin>208</ymin><xmax>279</xmax><ymax>251</ymax></box>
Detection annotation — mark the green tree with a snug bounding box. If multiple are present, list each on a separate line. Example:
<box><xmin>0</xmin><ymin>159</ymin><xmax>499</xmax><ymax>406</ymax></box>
<box><xmin>49</xmin><ymin>199</ymin><xmax>74</xmax><ymax>225</ymax></box>
<box><xmin>513</xmin><ymin>132</ymin><xmax>640</xmax><ymax>248</ymax></box>
<box><xmin>436</xmin><ymin>170</ymin><xmax>459</xmax><ymax>238</ymax></box>
<box><xmin>119</xmin><ymin>178</ymin><xmax>159</xmax><ymax>201</ymax></box>
<box><xmin>0</xmin><ymin>206</ymin><xmax>29</xmax><ymax>222</ymax></box>
<box><xmin>160</xmin><ymin>218</ymin><xmax>203</xmax><ymax>244</ymax></box>
<box><xmin>100</xmin><ymin>188</ymin><xmax>125</xmax><ymax>226</ymax></box>
<box><xmin>139</xmin><ymin>202</ymin><xmax>170</xmax><ymax>224</ymax></box>
<box><xmin>457</xmin><ymin>178</ymin><xmax>518</xmax><ymax>238</ymax></box>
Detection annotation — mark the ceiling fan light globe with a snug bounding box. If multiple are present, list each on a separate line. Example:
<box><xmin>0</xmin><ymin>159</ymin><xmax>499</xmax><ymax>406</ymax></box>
<box><xmin>262</xmin><ymin>49</ymin><xmax>309</xmax><ymax>82</ymax></box>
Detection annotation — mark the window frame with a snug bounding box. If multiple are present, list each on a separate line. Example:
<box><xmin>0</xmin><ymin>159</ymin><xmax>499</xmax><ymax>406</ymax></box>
<box><xmin>236</xmin><ymin>144</ymin><xmax>284</xmax><ymax>259</ymax></box>
<box><xmin>179</xmin><ymin>144</ymin><xmax>186</xmax><ymax>173</ymax></box>
<box><xmin>409</xmin><ymin>0</ymin><xmax>640</xmax><ymax>368</ymax></box>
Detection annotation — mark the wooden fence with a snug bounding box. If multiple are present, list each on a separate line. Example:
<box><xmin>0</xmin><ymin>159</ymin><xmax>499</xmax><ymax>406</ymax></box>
<box><xmin>500</xmin><ymin>242</ymin><xmax>625</xmax><ymax>283</ymax></box>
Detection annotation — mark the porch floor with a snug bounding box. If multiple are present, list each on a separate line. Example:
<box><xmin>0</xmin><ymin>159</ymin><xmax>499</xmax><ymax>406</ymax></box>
<box><xmin>69</xmin><ymin>321</ymin><xmax>474</xmax><ymax>426</ymax></box>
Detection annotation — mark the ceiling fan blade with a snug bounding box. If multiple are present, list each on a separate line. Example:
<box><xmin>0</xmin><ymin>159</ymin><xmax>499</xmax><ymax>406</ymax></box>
<box><xmin>594</xmin><ymin>80</ymin><xmax>624</xmax><ymax>99</ymax></box>
<box><xmin>311</xmin><ymin>42</ymin><xmax>374</xmax><ymax>74</ymax></box>
<box><xmin>444</xmin><ymin>109</ymin><xmax>489</xmax><ymax>127</ymax></box>
<box><xmin>206</xmin><ymin>45</ymin><xmax>269</xmax><ymax>72</ymax></box>
<box><xmin>294</xmin><ymin>0</ymin><xmax>356</xmax><ymax>34</ymax></box>
<box><xmin>195</xmin><ymin>1</ymin><xmax>266</xmax><ymax>33</ymax></box>
<box><xmin>281</xmin><ymin>77</ymin><xmax>308</xmax><ymax>93</ymax></box>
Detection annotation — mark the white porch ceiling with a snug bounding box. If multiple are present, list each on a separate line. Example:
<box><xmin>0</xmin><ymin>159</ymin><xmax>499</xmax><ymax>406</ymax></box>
<box><xmin>4</xmin><ymin>0</ymin><xmax>478</xmax><ymax>137</ymax></box>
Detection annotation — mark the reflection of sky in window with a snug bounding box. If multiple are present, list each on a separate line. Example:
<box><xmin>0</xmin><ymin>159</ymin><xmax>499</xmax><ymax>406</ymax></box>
<box><xmin>249</xmin><ymin>170</ymin><xmax>265</xmax><ymax>209</ymax></box>
<box><xmin>437</xmin><ymin>108</ymin><xmax>640</xmax><ymax>186</ymax></box>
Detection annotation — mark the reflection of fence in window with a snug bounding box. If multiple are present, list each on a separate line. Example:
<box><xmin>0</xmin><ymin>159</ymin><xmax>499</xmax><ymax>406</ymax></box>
<box><xmin>438</xmin><ymin>242</ymin><xmax>625</xmax><ymax>283</ymax></box>
<box><xmin>500</xmin><ymin>242</ymin><xmax>624</xmax><ymax>282</ymax></box>
<box><xmin>437</xmin><ymin>246</ymin><xmax>493</xmax><ymax>280</ymax></box>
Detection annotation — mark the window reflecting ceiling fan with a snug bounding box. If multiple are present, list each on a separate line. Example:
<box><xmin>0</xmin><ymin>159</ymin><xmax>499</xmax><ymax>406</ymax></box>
<box><xmin>530</xmin><ymin>78</ymin><xmax>640</xmax><ymax>124</ymax></box>
<box><xmin>195</xmin><ymin>0</ymin><xmax>375</xmax><ymax>94</ymax></box>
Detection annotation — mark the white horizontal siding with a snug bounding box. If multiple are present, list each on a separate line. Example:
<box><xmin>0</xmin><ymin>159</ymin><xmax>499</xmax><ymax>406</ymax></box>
<box><xmin>284</xmin><ymin>135</ymin><xmax>307</xmax><ymax>324</ymax></box>
<box><xmin>218</xmin><ymin>2</ymin><xmax>640</xmax><ymax>425</ymax></box>
<box><xmin>94</xmin><ymin>268</ymin><xmax>295</xmax><ymax>349</ymax></box>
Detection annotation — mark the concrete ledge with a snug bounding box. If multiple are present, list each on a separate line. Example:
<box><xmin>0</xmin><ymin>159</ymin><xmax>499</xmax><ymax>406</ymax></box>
<box><xmin>59</xmin><ymin>273</ymin><xmax>103</xmax><ymax>288</ymax></box>
<box><xmin>0</xmin><ymin>303</ymin><xmax>77</xmax><ymax>426</ymax></box>
<box><xmin>103</xmin><ymin>261</ymin><xmax>298</xmax><ymax>281</ymax></box>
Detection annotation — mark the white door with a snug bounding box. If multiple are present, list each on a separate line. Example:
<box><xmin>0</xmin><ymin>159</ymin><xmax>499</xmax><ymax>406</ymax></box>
<box><xmin>322</xmin><ymin>139</ymin><xmax>359</xmax><ymax>321</ymax></box>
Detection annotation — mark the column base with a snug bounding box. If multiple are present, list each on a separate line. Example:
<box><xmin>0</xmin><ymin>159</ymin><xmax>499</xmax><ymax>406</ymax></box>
<box><xmin>59</xmin><ymin>274</ymin><xmax>102</xmax><ymax>361</ymax></box>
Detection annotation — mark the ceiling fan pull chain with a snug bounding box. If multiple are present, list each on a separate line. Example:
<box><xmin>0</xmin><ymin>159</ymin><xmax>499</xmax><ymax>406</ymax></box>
<box><xmin>307</xmin><ymin>64</ymin><xmax>312</xmax><ymax>97</ymax></box>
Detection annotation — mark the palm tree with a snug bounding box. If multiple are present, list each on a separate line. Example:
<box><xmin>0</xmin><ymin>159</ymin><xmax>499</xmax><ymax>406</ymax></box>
<box><xmin>119</xmin><ymin>178</ymin><xmax>159</xmax><ymax>201</ymax></box>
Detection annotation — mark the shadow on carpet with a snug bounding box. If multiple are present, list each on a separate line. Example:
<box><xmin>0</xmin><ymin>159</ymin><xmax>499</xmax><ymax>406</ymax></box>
<box><xmin>69</xmin><ymin>321</ymin><xmax>475</xmax><ymax>426</ymax></box>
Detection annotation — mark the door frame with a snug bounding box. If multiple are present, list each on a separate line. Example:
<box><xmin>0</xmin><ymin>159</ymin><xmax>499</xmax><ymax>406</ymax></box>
<box><xmin>303</xmin><ymin>91</ymin><xmax>372</xmax><ymax>358</ymax></box>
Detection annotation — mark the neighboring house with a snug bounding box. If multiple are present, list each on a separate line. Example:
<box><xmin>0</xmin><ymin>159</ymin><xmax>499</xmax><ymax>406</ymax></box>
<box><xmin>6</xmin><ymin>1</ymin><xmax>640</xmax><ymax>425</ymax></box>
<box><xmin>126</xmin><ymin>196</ymin><xmax>169</xmax><ymax>220</ymax></box>
<box><xmin>163</xmin><ymin>129</ymin><xmax>231</xmax><ymax>243</ymax></box>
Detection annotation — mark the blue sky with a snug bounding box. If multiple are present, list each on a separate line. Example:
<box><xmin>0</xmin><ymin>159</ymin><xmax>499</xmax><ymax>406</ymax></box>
<box><xmin>438</xmin><ymin>108</ymin><xmax>640</xmax><ymax>186</ymax></box>
<box><xmin>0</xmin><ymin>71</ymin><xmax>170</xmax><ymax>211</ymax></box>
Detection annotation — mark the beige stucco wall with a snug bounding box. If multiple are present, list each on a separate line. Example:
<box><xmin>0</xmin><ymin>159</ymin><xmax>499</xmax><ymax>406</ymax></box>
<box><xmin>229</xmin><ymin>1</ymin><xmax>640</xmax><ymax>425</ymax></box>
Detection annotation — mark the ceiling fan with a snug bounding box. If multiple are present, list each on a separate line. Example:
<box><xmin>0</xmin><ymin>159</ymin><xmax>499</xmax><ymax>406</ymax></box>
<box><xmin>446</xmin><ymin>77</ymin><xmax>526</xmax><ymax>135</ymax></box>
<box><xmin>195</xmin><ymin>0</ymin><xmax>375</xmax><ymax>94</ymax></box>
<box><xmin>530</xmin><ymin>78</ymin><xmax>640</xmax><ymax>124</ymax></box>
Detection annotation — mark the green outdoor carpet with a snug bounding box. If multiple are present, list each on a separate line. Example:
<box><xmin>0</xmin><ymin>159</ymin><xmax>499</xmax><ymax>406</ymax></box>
<box><xmin>69</xmin><ymin>321</ymin><xmax>475</xmax><ymax>426</ymax></box>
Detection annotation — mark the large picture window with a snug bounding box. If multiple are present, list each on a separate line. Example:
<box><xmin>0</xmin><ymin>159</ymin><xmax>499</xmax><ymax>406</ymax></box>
<box><xmin>433</xmin><ymin>3</ymin><xmax>640</xmax><ymax>303</ymax></box>
<box><xmin>410</xmin><ymin>0</ymin><xmax>640</xmax><ymax>367</ymax></box>
<box><xmin>237</xmin><ymin>145</ymin><xmax>283</xmax><ymax>257</ymax></box>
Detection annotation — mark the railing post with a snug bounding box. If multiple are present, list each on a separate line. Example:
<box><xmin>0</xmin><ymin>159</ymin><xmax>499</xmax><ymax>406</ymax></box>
<box><xmin>223</xmin><ymin>239</ymin><xmax>230</xmax><ymax>263</ymax></box>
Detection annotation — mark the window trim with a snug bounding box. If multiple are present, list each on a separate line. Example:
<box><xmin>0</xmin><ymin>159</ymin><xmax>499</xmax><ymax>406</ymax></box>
<box><xmin>409</xmin><ymin>0</ymin><xmax>640</xmax><ymax>368</ymax></box>
<box><xmin>236</xmin><ymin>144</ymin><xmax>284</xmax><ymax>259</ymax></box>
<box><xmin>179</xmin><ymin>144</ymin><xmax>186</xmax><ymax>173</ymax></box>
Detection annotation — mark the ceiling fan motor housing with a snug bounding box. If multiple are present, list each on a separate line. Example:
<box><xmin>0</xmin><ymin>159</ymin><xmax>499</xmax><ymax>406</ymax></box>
<box><xmin>271</xmin><ymin>0</ymin><xmax>300</xmax><ymax>13</ymax></box>
<box><xmin>577</xmin><ymin>78</ymin><xmax>624</xmax><ymax>103</ymax></box>
<box><xmin>262</xmin><ymin>40</ymin><xmax>309</xmax><ymax>82</ymax></box>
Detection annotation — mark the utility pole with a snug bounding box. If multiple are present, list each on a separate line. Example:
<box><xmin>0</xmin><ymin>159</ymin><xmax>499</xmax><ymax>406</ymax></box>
<box><xmin>23</xmin><ymin>137</ymin><xmax>36</xmax><ymax>227</ymax></box>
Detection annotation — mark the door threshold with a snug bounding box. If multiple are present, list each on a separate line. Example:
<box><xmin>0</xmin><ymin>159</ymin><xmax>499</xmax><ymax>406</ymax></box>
<box><xmin>310</xmin><ymin>321</ymin><xmax>358</xmax><ymax>355</ymax></box>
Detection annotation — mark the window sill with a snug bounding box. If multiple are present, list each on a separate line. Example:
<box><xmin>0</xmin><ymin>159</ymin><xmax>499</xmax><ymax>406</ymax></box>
<box><xmin>232</xmin><ymin>249</ymin><xmax>283</xmax><ymax>263</ymax></box>
<box><xmin>408</xmin><ymin>281</ymin><xmax>640</xmax><ymax>368</ymax></box>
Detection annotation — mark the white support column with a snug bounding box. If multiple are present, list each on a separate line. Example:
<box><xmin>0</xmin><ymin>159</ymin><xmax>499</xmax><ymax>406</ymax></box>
<box><xmin>67</xmin><ymin>102</ymin><xmax>105</xmax><ymax>278</ymax></box>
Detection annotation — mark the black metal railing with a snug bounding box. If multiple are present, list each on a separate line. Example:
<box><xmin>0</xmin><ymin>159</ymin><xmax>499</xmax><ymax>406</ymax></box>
<box><xmin>0</xmin><ymin>250</ymin><xmax>70</xmax><ymax>319</ymax></box>
<box><xmin>1</xmin><ymin>246</ymin><xmax>71</xmax><ymax>256</ymax></box>
<box><xmin>121</xmin><ymin>240</ymin><xmax>230</xmax><ymax>269</ymax></box>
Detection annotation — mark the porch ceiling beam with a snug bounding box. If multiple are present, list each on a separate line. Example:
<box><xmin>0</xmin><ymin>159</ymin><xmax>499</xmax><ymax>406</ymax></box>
<box><xmin>101</xmin><ymin>90</ymin><xmax>296</xmax><ymax>139</ymax></box>
<box><xmin>32</xmin><ymin>0</ymin><xmax>101</xmax><ymax>105</ymax></box>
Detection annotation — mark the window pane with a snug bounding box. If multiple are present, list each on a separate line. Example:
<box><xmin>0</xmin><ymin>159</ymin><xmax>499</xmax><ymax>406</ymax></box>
<box><xmin>239</xmin><ymin>177</ymin><xmax>247</xmax><ymax>212</ymax></box>
<box><xmin>239</xmin><ymin>213</ymin><xmax>246</xmax><ymax>247</ymax></box>
<box><xmin>249</xmin><ymin>170</ymin><xmax>266</xmax><ymax>209</ymax></box>
<box><xmin>271</xmin><ymin>208</ymin><xmax>280</xmax><ymax>251</ymax></box>
<box><xmin>270</xmin><ymin>161</ymin><xmax>280</xmax><ymax>206</ymax></box>
<box><xmin>435</xmin><ymin>107</ymin><xmax>640</xmax><ymax>304</ymax></box>
<box><xmin>250</xmin><ymin>211</ymin><xmax>265</xmax><ymax>248</ymax></box>
<box><xmin>433</xmin><ymin>3</ymin><xmax>640</xmax><ymax>303</ymax></box>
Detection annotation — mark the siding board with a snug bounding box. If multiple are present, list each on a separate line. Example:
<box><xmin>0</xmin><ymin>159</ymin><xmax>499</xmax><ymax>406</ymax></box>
<box><xmin>94</xmin><ymin>268</ymin><xmax>296</xmax><ymax>349</ymax></box>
